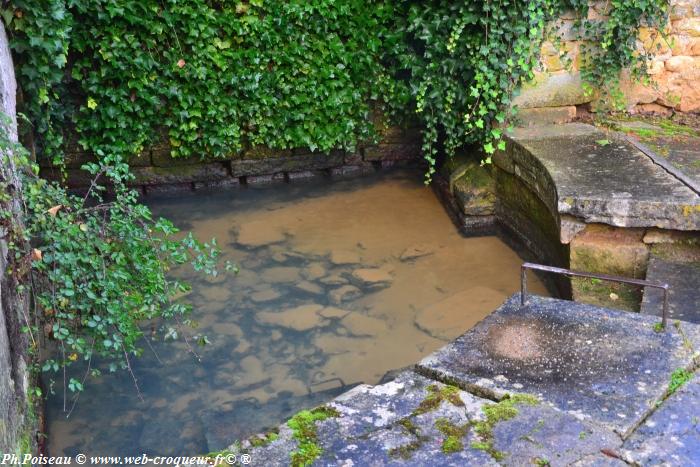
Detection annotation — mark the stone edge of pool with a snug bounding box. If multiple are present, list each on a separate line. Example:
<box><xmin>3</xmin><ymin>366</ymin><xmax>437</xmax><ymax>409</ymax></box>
<box><xmin>198</xmin><ymin>293</ymin><xmax>700</xmax><ymax>466</ymax></box>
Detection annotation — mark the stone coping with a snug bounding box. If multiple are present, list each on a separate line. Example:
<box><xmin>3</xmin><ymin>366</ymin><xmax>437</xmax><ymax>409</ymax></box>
<box><xmin>417</xmin><ymin>294</ymin><xmax>700</xmax><ymax>437</ymax></box>
<box><xmin>495</xmin><ymin>123</ymin><xmax>700</xmax><ymax>231</ymax></box>
<box><xmin>217</xmin><ymin>294</ymin><xmax>700</xmax><ymax>465</ymax></box>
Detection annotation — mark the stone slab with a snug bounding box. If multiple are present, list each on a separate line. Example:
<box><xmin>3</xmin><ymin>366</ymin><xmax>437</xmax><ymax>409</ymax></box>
<box><xmin>228</xmin><ymin>370</ymin><xmax>625</xmax><ymax>466</ymax></box>
<box><xmin>417</xmin><ymin>294</ymin><xmax>700</xmax><ymax>437</ymax></box>
<box><xmin>642</xmin><ymin>254</ymin><xmax>700</xmax><ymax>323</ymax></box>
<box><xmin>497</xmin><ymin>124</ymin><xmax>700</xmax><ymax>230</ymax></box>
<box><xmin>623</xmin><ymin>374</ymin><xmax>700</xmax><ymax>465</ymax></box>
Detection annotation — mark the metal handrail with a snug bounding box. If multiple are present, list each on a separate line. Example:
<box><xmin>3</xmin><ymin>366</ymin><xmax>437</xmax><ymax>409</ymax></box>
<box><xmin>520</xmin><ymin>262</ymin><xmax>670</xmax><ymax>328</ymax></box>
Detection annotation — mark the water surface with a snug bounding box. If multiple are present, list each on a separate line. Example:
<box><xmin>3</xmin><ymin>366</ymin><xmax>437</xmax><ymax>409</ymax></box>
<box><xmin>46</xmin><ymin>170</ymin><xmax>547</xmax><ymax>457</ymax></box>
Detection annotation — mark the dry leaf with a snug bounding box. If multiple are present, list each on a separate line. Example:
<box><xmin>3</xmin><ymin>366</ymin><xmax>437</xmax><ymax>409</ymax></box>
<box><xmin>609</xmin><ymin>292</ymin><xmax>619</xmax><ymax>301</ymax></box>
<box><xmin>47</xmin><ymin>204</ymin><xmax>63</xmax><ymax>216</ymax></box>
<box><xmin>31</xmin><ymin>248</ymin><xmax>42</xmax><ymax>261</ymax></box>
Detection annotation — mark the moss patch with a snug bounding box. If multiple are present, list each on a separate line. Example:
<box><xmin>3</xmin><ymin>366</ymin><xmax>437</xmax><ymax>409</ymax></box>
<box><xmin>287</xmin><ymin>406</ymin><xmax>340</xmax><ymax>466</ymax></box>
<box><xmin>471</xmin><ymin>394</ymin><xmax>539</xmax><ymax>461</ymax></box>
<box><xmin>248</xmin><ymin>429</ymin><xmax>279</xmax><ymax>448</ymax></box>
<box><xmin>389</xmin><ymin>416</ymin><xmax>430</xmax><ymax>460</ymax></box>
<box><xmin>668</xmin><ymin>368</ymin><xmax>694</xmax><ymax>396</ymax></box>
<box><xmin>412</xmin><ymin>384</ymin><xmax>465</xmax><ymax>416</ymax></box>
<box><xmin>434</xmin><ymin>418</ymin><xmax>470</xmax><ymax>454</ymax></box>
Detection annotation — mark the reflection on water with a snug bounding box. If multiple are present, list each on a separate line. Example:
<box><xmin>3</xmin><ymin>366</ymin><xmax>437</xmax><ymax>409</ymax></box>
<box><xmin>46</xmin><ymin>170</ymin><xmax>547</xmax><ymax>457</ymax></box>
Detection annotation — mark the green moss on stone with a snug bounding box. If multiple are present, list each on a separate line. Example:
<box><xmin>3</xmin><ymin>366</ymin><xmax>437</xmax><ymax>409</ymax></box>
<box><xmin>434</xmin><ymin>418</ymin><xmax>470</xmax><ymax>454</ymax></box>
<box><xmin>288</xmin><ymin>406</ymin><xmax>340</xmax><ymax>466</ymax></box>
<box><xmin>248</xmin><ymin>429</ymin><xmax>279</xmax><ymax>448</ymax></box>
<box><xmin>471</xmin><ymin>394</ymin><xmax>539</xmax><ymax>461</ymax></box>
<box><xmin>413</xmin><ymin>384</ymin><xmax>464</xmax><ymax>416</ymax></box>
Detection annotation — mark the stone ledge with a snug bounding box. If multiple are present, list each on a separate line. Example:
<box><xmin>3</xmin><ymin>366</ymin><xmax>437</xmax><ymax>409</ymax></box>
<box><xmin>495</xmin><ymin>123</ymin><xmax>700</xmax><ymax>231</ymax></box>
<box><xmin>417</xmin><ymin>294</ymin><xmax>700</xmax><ymax>438</ymax></box>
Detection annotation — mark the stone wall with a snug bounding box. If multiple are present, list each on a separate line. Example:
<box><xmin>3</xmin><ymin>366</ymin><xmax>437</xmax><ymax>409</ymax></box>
<box><xmin>514</xmin><ymin>0</ymin><xmax>700</xmax><ymax>125</ymax></box>
<box><xmin>42</xmin><ymin>126</ymin><xmax>423</xmax><ymax>193</ymax></box>
<box><xmin>0</xmin><ymin>23</ymin><xmax>36</xmax><ymax>457</ymax></box>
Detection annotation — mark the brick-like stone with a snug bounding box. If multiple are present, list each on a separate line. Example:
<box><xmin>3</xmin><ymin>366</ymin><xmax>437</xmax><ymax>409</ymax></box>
<box><xmin>362</xmin><ymin>143</ymin><xmax>421</xmax><ymax>161</ymax></box>
<box><xmin>512</xmin><ymin>71</ymin><xmax>591</xmax><ymax>108</ymax></box>
<box><xmin>131</xmin><ymin>163</ymin><xmax>230</xmax><ymax>186</ymax></box>
<box><xmin>665</xmin><ymin>55</ymin><xmax>696</xmax><ymax>72</ymax></box>
<box><xmin>517</xmin><ymin>106</ymin><xmax>577</xmax><ymax>126</ymax></box>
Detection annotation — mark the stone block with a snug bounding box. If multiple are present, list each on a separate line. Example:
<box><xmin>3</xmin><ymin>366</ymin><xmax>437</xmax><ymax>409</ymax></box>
<box><xmin>362</xmin><ymin>143</ymin><xmax>421</xmax><ymax>161</ymax></box>
<box><xmin>673</xmin><ymin>18</ymin><xmax>700</xmax><ymax>37</ymax></box>
<box><xmin>665</xmin><ymin>55</ymin><xmax>696</xmax><ymax>72</ymax></box>
<box><xmin>231</xmin><ymin>151</ymin><xmax>344</xmax><ymax>177</ymax></box>
<box><xmin>131</xmin><ymin>163</ymin><xmax>230</xmax><ymax>186</ymax></box>
<box><xmin>512</xmin><ymin>72</ymin><xmax>591</xmax><ymax>109</ymax></box>
<box><xmin>516</xmin><ymin>106</ymin><xmax>577</xmax><ymax>126</ymax></box>
<box><xmin>633</xmin><ymin>103</ymin><xmax>673</xmax><ymax>115</ymax></box>
<box><xmin>570</xmin><ymin>225</ymin><xmax>649</xmax><ymax>278</ymax></box>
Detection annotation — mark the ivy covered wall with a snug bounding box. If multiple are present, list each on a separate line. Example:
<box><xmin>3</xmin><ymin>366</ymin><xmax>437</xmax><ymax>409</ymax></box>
<box><xmin>516</xmin><ymin>0</ymin><xmax>700</xmax><ymax>125</ymax></box>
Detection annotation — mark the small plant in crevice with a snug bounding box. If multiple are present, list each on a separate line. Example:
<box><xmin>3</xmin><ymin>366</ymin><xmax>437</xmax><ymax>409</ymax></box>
<box><xmin>668</xmin><ymin>368</ymin><xmax>693</xmax><ymax>396</ymax></box>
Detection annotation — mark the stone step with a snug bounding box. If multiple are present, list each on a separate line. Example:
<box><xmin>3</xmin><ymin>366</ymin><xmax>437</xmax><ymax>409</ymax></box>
<box><xmin>416</xmin><ymin>294</ymin><xmax>700</xmax><ymax>438</ymax></box>
<box><xmin>641</xmin><ymin>245</ymin><xmax>700</xmax><ymax>324</ymax></box>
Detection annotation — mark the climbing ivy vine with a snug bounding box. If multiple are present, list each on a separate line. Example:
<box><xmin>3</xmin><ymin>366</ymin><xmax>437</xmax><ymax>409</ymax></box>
<box><xmin>0</xmin><ymin>0</ymin><xmax>669</xmax><ymax>395</ymax></box>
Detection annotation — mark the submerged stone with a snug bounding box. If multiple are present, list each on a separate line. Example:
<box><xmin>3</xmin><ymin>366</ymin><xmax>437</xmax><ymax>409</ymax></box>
<box><xmin>236</xmin><ymin>221</ymin><xmax>287</xmax><ymax>247</ymax></box>
<box><xmin>329</xmin><ymin>250</ymin><xmax>362</xmax><ymax>265</ymax></box>
<box><xmin>415</xmin><ymin>287</ymin><xmax>504</xmax><ymax>341</ymax></box>
<box><xmin>340</xmin><ymin>312</ymin><xmax>386</xmax><ymax>337</ymax></box>
<box><xmin>330</xmin><ymin>285</ymin><xmax>362</xmax><ymax>304</ymax></box>
<box><xmin>399</xmin><ymin>243</ymin><xmax>436</xmax><ymax>261</ymax></box>
<box><xmin>351</xmin><ymin>268</ymin><xmax>394</xmax><ymax>288</ymax></box>
<box><xmin>256</xmin><ymin>304</ymin><xmax>328</xmax><ymax>331</ymax></box>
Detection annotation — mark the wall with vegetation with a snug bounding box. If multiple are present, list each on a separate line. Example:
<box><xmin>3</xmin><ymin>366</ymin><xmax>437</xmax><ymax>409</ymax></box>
<box><xmin>0</xmin><ymin>22</ymin><xmax>36</xmax><ymax>458</ymax></box>
<box><xmin>517</xmin><ymin>0</ymin><xmax>700</xmax><ymax>125</ymax></box>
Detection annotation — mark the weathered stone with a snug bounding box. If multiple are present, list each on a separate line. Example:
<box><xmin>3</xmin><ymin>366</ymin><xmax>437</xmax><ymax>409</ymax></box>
<box><xmin>329</xmin><ymin>250</ymin><xmax>361</xmax><ymax>265</ymax></box>
<box><xmin>320</xmin><ymin>273</ymin><xmax>349</xmax><ymax>286</ymax></box>
<box><xmin>641</xmin><ymin>250</ymin><xmax>700</xmax><ymax>323</ymax></box>
<box><xmin>516</xmin><ymin>106</ymin><xmax>577</xmax><ymax>126</ymax></box>
<box><xmin>231</xmin><ymin>151</ymin><xmax>344</xmax><ymax>177</ymax></box>
<box><xmin>570</xmin><ymin>225</ymin><xmax>649</xmax><ymax>278</ymax></box>
<box><xmin>260</xmin><ymin>267</ymin><xmax>301</xmax><ymax>284</ymax></box>
<box><xmin>415</xmin><ymin>288</ymin><xmax>505</xmax><ymax>341</ymax></box>
<box><xmin>318</xmin><ymin>307</ymin><xmax>351</xmax><ymax>319</ymax></box>
<box><xmin>673</xmin><ymin>18</ymin><xmax>700</xmax><ymax>37</ymax></box>
<box><xmin>249</xmin><ymin>288</ymin><xmax>281</xmax><ymax>303</ymax></box>
<box><xmin>363</xmin><ymin>143</ymin><xmax>421</xmax><ymax>162</ymax></box>
<box><xmin>417</xmin><ymin>294</ymin><xmax>700</xmax><ymax>437</ymax></box>
<box><xmin>302</xmin><ymin>263</ymin><xmax>326</xmax><ymax>281</ymax></box>
<box><xmin>256</xmin><ymin>304</ymin><xmax>328</xmax><ymax>331</ymax></box>
<box><xmin>500</xmin><ymin>124</ymin><xmax>700</xmax><ymax>230</ymax></box>
<box><xmin>295</xmin><ymin>280</ymin><xmax>324</xmax><ymax>295</ymax></box>
<box><xmin>623</xmin><ymin>374</ymin><xmax>700</xmax><ymax>465</ymax></box>
<box><xmin>340</xmin><ymin>312</ymin><xmax>386</xmax><ymax>336</ymax></box>
<box><xmin>450</xmin><ymin>161</ymin><xmax>497</xmax><ymax>217</ymax></box>
<box><xmin>399</xmin><ymin>243</ymin><xmax>436</xmax><ymax>261</ymax></box>
<box><xmin>235</xmin><ymin>221</ymin><xmax>286</xmax><ymax>248</ymax></box>
<box><xmin>330</xmin><ymin>285</ymin><xmax>362</xmax><ymax>304</ymax></box>
<box><xmin>512</xmin><ymin>72</ymin><xmax>591</xmax><ymax>109</ymax></box>
<box><xmin>665</xmin><ymin>55</ymin><xmax>696</xmax><ymax>72</ymax></box>
<box><xmin>351</xmin><ymin>268</ymin><xmax>393</xmax><ymax>289</ymax></box>
<box><xmin>131</xmin><ymin>163</ymin><xmax>229</xmax><ymax>186</ymax></box>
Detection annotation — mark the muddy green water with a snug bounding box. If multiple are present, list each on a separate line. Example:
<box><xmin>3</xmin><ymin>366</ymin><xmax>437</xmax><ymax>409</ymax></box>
<box><xmin>46</xmin><ymin>170</ymin><xmax>547</xmax><ymax>457</ymax></box>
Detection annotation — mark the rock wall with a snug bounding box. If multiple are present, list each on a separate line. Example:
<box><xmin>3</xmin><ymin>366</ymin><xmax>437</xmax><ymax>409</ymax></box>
<box><xmin>514</xmin><ymin>0</ymin><xmax>700</xmax><ymax>125</ymax></box>
<box><xmin>0</xmin><ymin>23</ymin><xmax>36</xmax><ymax>457</ymax></box>
<box><xmin>42</xmin><ymin>126</ymin><xmax>423</xmax><ymax>193</ymax></box>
